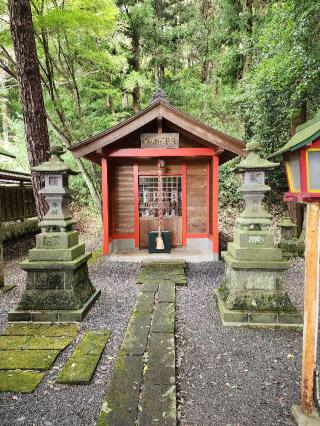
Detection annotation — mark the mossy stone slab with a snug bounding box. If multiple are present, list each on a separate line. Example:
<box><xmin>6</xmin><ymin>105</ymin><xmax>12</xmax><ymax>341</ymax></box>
<box><xmin>57</xmin><ymin>330</ymin><xmax>110</xmax><ymax>384</ymax></box>
<box><xmin>72</xmin><ymin>330</ymin><xmax>110</xmax><ymax>356</ymax></box>
<box><xmin>134</xmin><ymin>292</ymin><xmax>154</xmax><ymax>313</ymax></box>
<box><xmin>138</xmin><ymin>384</ymin><xmax>176</xmax><ymax>426</ymax></box>
<box><xmin>57</xmin><ymin>353</ymin><xmax>101</xmax><ymax>385</ymax></box>
<box><xmin>145</xmin><ymin>333</ymin><xmax>175</xmax><ymax>385</ymax></box>
<box><xmin>23</xmin><ymin>337</ymin><xmax>73</xmax><ymax>350</ymax></box>
<box><xmin>140</xmin><ymin>282</ymin><xmax>159</xmax><ymax>293</ymax></box>
<box><xmin>151</xmin><ymin>303</ymin><xmax>175</xmax><ymax>333</ymax></box>
<box><xmin>3</xmin><ymin>323</ymin><xmax>78</xmax><ymax>337</ymax></box>
<box><xmin>0</xmin><ymin>370</ymin><xmax>44</xmax><ymax>393</ymax></box>
<box><xmin>0</xmin><ymin>349</ymin><xmax>60</xmax><ymax>370</ymax></box>
<box><xmin>158</xmin><ymin>284</ymin><xmax>175</xmax><ymax>303</ymax></box>
<box><xmin>0</xmin><ymin>336</ymin><xmax>30</xmax><ymax>350</ymax></box>
<box><xmin>121</xmin><ymin>311</ymin><xmax>152</xmax><ymax>355</ymax></box>
<box><xmin>97</xmin><ymin>353</ymin><xmax>144</xmax><ymax>426</ymax></box>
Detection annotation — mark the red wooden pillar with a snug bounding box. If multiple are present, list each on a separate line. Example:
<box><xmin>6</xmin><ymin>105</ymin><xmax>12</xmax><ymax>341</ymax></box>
<box><xmin>182</xmin><ymin>162</ymin><xmax>187</xmax><ymax>247</ymax></box>
<box><xmin>101</xmin><ymin>157</ymin><xmax>109</xmax><ymax>255</ymax></box>
<box><xmin>212</xmin><ymin>154</ymin><xmax>219</xmax><ymax>255</ymax></box>
<box><xmin>133</xmin><ymin>163</ymin><xmax>140</xmax><ymax>248</ymax></box>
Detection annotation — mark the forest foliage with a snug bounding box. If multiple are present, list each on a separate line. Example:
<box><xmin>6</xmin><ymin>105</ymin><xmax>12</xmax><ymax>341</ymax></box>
<box><xmin>1</xmin><ymin>0</ymin><xmax>320</xmax><ymax>210</ymax></box>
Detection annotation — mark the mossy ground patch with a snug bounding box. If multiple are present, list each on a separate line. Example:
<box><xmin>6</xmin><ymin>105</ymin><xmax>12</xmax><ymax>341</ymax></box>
<box><xmin>57</xmin><ymin>329</ymin><xmax>110</xmax><ymax>384</ymax></box>
<box><xmin>3</xmin><ymin>323</ymin><xmax>78</xmax><ymax>337</ymax></box>
<box><xmin>0</xmin><ymin>370</ymin><xmax>44</xmax><ymax>393</ymax></box>
<box><xmin>0</xmin><ymin>323</ymin><xmax>78</xmax><ymax>392</ymax></box>
<box><xmin>0</xmin><ymin>349</ymin><xmax>60</xmax><ymax>370</ymax></box>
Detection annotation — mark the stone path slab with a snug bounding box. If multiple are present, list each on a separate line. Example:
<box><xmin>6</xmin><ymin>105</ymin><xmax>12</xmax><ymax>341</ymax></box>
<box><xmin>138</xmin><ymin>384</ymin><xmax>176</xmax><ymax>426</ymax></box>
<box><xmin>97</xmin><ymin>261</ymin><xmax>185</xmax><ymax>425</ymax></box>
<box><xmin>57</xmin><ymin>329</ymin><xmax>110</xmax><ymax>385</ymax></box>
<box><xmin>145</xmin><ymin>332</ymin><xmax>175</xmax><ymax>385</ymax></box>
<box><xmin>97</xmin><ymin>353</ymin><xmax>144</xmax><ymax>426</ymax></box>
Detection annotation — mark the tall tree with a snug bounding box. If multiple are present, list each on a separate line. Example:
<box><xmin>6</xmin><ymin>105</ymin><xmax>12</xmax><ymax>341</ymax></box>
<box><xmin>8</xmin><ymin>0</ymin><xmax>49</xmax><ymax>219</ymax></box>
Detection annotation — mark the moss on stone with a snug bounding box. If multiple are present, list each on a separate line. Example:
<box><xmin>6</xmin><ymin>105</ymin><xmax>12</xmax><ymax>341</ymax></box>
<box><xmin>97</xmin><ymin>354</ymin><xmax>144</xmax><ymax>425</ymax></box>
<box><xmin>23</xmin><ymin>337</ymin><xmax>73</xmax><ymax>350</ymax></box>
<box><xmin>231</xmin><ymin>293</ymin><xmax>298</xmax><ymax>312</ymax></box>
<box><xmin>0</xmin><ymin>370</ymin><xmax>44</xmax><ymax>393</ymax></box>
<box><xmin>218</xmin><ymin>280</ymin><xmax>230</xmax><ymax>301</ymax></box>
<box><xmin>0</xmin><ymin>336</ymin><xmax>30</xmax><ymax>350</ymax></box>
<box><xmin>3</xmin><ymin>323</ymin><xmax>79</xmax><ymax>337</ymax></box>
<box><xmin>0</xmin><ymin>349</ymin><xmax>60</xmax><ymax>370</ymax></box>
<box><xmin>88</xmin><ymin>247</ymin><xmax>103</xmax><ymax>266</ymax></box>
<box><xmin>57</xmin><ymin>329</ymin><xmax>110</xmax><ymax>384</ymax></box>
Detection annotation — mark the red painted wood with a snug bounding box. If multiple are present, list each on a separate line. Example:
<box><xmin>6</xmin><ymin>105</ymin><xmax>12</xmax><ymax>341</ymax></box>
<box><xmin>187</xmin><ymin>233</ymin><xmax>209</xmax><ymax>238</ymax></box>
<box><xmin>206</xmin><ymin>162</ymin><xmax>210</xmax><ymax>234</ymax></box>
<box><xmin>182</xmin><ymin>162</ymin><xmax>187</xmax><ymax>247</ymax></box>
<box><xmin>101</xmin><ymin>157</ymin><xmax>109</xmax><ymax>255</ymax></box>
<box><xmin>106</xmin><ymin>147</ymin><xmax>215</xmax><ymax>158</ymax></box>
<box><xmin>311</xmin><ymin>137</ymin><xmax>320</xmax><ymax>148</ymax></box>
<box><xmin>212</xmin><ymin>155</ymin><xmax>219</xmax><ymax>254</ymax></box>
<box><xmin>112</xmin><ymin>233</ymin><xmax>135</xmax><ymax>239</ymax></box>
<box><xmin>138</xmin><ymin>171</ymin><xmax>182</xmax><ymax>176</ymax></box>
<box><xmin>300</xmin><ymin>149</ymin><xmax>307</xmax><ymax>192</ymax></box>
<box><xmin>133</xmin><ymin>163</ymin><xmax>140</xmax><ymax>248</ymax></box>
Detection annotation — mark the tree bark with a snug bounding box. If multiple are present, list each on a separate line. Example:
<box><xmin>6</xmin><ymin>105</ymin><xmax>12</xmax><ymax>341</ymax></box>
<box><xmin>0</xmin><ymin>68</ymin><xmax>10</xmax><ymax>148</ymax></box>
<box><xmin>131</xmin><ymin>30</ymin><xmax>140</xmax><ymax>113</ymax></box>
<box><xmin>8</xmin><ymin>0</ymin><xmax>50</xmax><ymax>219</ymax></box>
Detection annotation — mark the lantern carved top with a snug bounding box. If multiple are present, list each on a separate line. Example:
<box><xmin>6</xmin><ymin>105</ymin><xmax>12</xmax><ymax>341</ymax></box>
<box><xmin>31</xmin><ymin>145</ymin><xmax>78</xmax><ymax>175</ymax></box>
<box><xmin>269</xmin><ymin>113</ymin><xmax>320</xmax><ymax>202</ymax></box>
<box><xmin>235</xmin><ymin>140</ymin><xmax>279</xmax><ymax>173</ymax></box>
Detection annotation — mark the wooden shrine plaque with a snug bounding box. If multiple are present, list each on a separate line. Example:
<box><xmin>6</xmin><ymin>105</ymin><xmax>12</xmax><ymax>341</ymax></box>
<box><xmin>141</xmin><ymin>133</ymin><xmax>179</xmax><ymax>149</ymax></box>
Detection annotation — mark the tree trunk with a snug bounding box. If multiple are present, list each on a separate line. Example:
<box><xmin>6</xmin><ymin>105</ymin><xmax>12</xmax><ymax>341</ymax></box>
<box><xmin>290</xmin><ymin>101</ymin><xmax>308</xmax><ymax>136</ymax></box>
<box><xmin>0</xmin><ymin>68</ymin><xmax>10</xmax><ymax>148</ymax></box>
<box><xmin>131</xmin><ymin>29</ymin><xmax>140</xmax><ymax>113</ymax></box>
<box><xmin>8</xmin><ymin>0</ymin><xmax>50</xmax><ymax>219</ymax></box>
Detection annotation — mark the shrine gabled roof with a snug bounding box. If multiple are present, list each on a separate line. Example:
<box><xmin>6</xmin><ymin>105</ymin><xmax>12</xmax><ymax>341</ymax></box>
<box><xmin>270</xmin><ymin>114</ymin><xmax>320</xmax><ymax>158</ymax></box>
<box><xmin>69</xmin><ymin>100</ymin><xmax>245</xmax><ymax>163</ymax></box>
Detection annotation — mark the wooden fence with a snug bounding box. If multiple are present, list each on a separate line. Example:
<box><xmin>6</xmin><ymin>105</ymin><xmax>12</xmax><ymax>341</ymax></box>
<box><xmin>0</xmin><ymin>170</ymin><xmax>37</xmax><ymax>222</ymax></box>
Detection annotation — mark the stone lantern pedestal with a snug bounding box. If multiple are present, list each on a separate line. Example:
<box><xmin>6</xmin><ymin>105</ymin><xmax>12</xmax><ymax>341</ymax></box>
<box><xmin>216</xmin><ymin>141</ymin><xmax>302</xmax><ymax>327</ymax></box>
<box><xmin>8</xmin><ymin>146</ymin><xmax>100</xmax><ymax>322</ymax></box>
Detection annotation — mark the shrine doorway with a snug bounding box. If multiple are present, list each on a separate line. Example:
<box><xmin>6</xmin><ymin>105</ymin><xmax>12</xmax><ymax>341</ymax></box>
<box><xmin>138</xmin><ymin>175</ymin><xmax>182</xmax><ymax>248</ymax></box>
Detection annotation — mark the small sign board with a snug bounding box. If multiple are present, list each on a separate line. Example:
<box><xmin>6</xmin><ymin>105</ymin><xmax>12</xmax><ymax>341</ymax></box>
<box><xmin>141</xmin><ymin>133</ymin><xmax>179</xmax><ymax>149</ymax></box>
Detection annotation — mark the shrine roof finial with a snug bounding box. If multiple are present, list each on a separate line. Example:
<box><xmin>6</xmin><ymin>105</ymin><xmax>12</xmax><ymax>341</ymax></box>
<box><xmin>151</xmin><ymin>88</ymin><xmax>169</xmax><ymax>104</ymax></box>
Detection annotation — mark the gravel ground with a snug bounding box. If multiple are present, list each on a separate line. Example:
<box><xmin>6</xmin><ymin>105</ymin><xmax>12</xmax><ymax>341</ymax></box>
<box><xmin>176</xmin><ymin>258</ymin><xmax>306</xmax><ymax>426</ymax></box>
<box><xmin>0</xmin><ymin>233</ymin><xmax>308</xmax><ymax>425</ymax></box>
<box><xmin>0</xmin><ymin>235</ymin><xmax>139</xmax><ymax>426</ymax></box>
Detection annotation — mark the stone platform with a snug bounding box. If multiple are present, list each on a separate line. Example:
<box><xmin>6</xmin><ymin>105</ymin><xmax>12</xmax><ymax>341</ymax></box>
<box><xmin>8</xmin><ymin>289</ymin><xmax>101</xmax><ymax>322</ymax></box>
<box><xmin>215</xmin><ymin>289</ymin><xmax>302</xmax><ymax>328</ymax></box>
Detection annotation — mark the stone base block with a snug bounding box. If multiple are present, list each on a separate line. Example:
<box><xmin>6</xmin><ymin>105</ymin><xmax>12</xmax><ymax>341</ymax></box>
<box><xmin>215</xmin><ymin>289</ymin><xmax>303</xmax><ymax>328</ymax></box>
<box><xmin>291</xmin><ymin>405</ymin><xmax>320</xmax><ymax>425</ymax></box>
<box><xmin>8</xmin><ymin>289</ymin><xmax>101</xmax><ymax>322</ymax></box>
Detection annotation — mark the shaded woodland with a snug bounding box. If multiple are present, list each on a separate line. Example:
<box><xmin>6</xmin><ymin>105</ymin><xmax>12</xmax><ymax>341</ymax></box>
<box><xmin>1</xmin><ymin>0</ymin><xmax>320</xmax><ymax>212</ymax></box>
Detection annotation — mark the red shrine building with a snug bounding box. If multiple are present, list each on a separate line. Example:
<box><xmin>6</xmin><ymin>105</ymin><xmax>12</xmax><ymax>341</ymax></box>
<box><xmin>69</xmin><ymin>93</ymin><xmax>245</xmax><ymax>259</ymax></box>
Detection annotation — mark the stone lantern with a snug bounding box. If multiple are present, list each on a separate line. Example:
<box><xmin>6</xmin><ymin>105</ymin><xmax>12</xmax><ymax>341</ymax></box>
<box><xmin>216</xmin><ymin>140</ymin><xmax>301</xmax><ymax>327</ymax></box>
<box><xmin>278</xmin><ymin>217</ymin><xmax>299</xmax><ymax>259</ymax></box>
<box><xmin>8</xmin><ymin>145</ymin><xmax>100</xmax><ymax>322</ymax></box>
